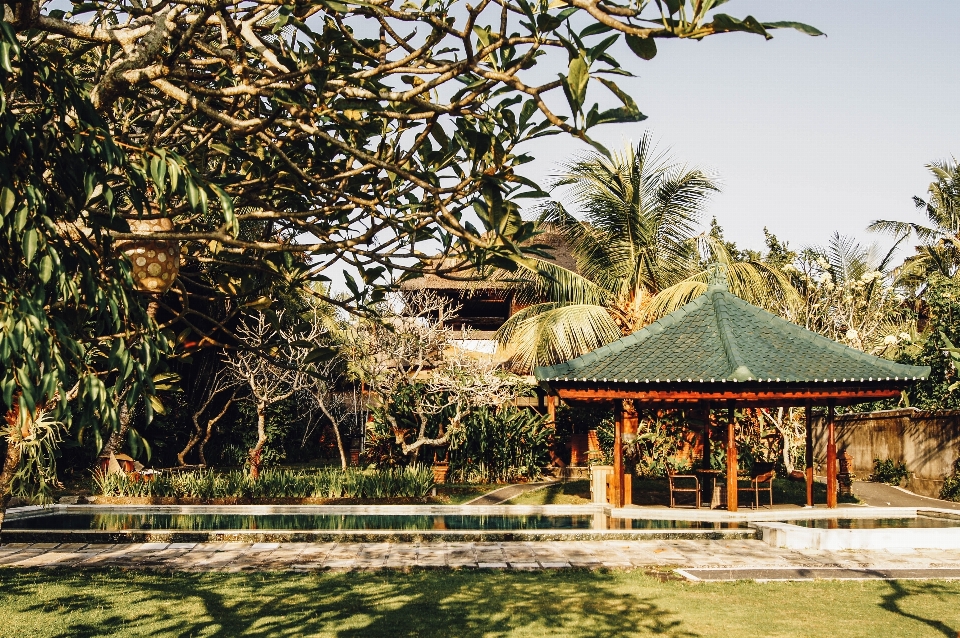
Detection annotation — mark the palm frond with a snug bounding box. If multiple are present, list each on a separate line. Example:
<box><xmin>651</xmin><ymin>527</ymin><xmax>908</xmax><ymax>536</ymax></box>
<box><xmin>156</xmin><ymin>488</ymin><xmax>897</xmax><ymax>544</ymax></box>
<box><xmin>495</xmin><ymin>303</ymin><xmax>622</xmax><ymax>373</ymax></box>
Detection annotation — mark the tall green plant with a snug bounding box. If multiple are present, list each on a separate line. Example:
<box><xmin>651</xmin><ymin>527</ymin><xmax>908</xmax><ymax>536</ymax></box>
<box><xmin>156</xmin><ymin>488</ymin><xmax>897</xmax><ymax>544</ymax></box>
<box><xmin>449</xmin><ymin>406</ymin><xmax>552</xmax><ymax>483</ymax></box>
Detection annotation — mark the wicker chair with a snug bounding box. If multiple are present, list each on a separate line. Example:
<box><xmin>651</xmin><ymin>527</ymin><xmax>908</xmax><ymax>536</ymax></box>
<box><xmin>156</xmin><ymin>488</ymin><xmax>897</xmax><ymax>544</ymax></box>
<box><xmin>667</xmin><ymin>470</ymin><xmax>701</xmax><ymax>508</ymax></box>
<box><xmin>738</xmin><ymin>462</ymin><xmax>775</xmax><ymax>509</ymax></box>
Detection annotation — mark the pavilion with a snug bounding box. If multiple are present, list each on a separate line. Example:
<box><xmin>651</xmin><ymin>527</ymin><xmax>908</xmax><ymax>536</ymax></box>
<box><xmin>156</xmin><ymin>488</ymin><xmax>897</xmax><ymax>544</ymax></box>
<box><xmin>534</xmin><ymin>278</ymin><xmax>930</xmax><ymax>511</ymax></box>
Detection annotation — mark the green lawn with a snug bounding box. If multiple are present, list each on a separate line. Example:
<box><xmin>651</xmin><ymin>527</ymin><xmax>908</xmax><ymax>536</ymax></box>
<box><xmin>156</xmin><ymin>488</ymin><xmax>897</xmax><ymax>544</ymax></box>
<box><xmin>509</xmin><ymin>478</ymin><xmax>858</xmax><ymax>507</ymax></box>
<box><xmin>0</xmin><ymin>568</ymin><xmax>957</xmax><ymax>637</ymax></box>
<box><xmin>438</xmin><ymin>484</ymin><xmax>500</xmax><ymax>504</ymax></box>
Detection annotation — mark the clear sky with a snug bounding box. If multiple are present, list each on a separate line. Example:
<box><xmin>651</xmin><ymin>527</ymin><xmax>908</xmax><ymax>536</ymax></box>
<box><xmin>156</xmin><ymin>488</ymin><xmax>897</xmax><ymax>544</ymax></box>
<box><xmin>518</xmin><ymin>0</ymin><xmax>960</xmax><ymax>256</ymax></box>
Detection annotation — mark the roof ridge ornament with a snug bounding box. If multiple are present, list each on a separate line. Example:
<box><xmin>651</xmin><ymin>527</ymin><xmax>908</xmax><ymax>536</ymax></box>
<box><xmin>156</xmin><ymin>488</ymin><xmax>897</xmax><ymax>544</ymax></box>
<box><xmin>706</xmin><ymin>262</ymin><xmax>729</xmax><ymax>291</ymax></box>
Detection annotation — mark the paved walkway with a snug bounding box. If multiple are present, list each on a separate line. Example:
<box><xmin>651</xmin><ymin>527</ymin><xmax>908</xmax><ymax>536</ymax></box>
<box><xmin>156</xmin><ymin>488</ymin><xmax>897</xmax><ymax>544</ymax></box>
<box><xmin>5</xmin><ymin>539</ymin><xmax>960</xmax><ymax>576</ymax></box>
<box><xmin>852</xmin><ymin>480</ymin><xmax>960</xmax><ymax>510</ymax></box>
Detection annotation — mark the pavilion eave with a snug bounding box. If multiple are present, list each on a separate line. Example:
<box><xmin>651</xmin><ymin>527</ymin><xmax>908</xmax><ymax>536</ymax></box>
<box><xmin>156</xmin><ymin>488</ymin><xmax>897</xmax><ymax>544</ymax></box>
<box><xmin>541</xmin><ymin>380</ymin><xmax>910</xmax><ymax>407</ymax></box>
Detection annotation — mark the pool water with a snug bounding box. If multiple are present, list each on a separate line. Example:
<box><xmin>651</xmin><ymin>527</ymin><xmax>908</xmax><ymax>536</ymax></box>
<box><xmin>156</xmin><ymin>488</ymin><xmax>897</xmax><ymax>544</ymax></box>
<box><xmin>783</xmin><ymin>516</ymin><xmax>960</xmax><ymax>530</ymax></box>
<box><xmin>3</xmin><ymin>513</ymin><xmax>744</xmax><ymax>532</ymax></box>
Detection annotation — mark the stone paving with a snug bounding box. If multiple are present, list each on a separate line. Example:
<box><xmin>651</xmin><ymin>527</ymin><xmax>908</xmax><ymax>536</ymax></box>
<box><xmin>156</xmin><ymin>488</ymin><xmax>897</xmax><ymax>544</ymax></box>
<box><xmin>5</xmin><ymin>539</ymin><xmax>960</xmax><ymax>574</ymax></box>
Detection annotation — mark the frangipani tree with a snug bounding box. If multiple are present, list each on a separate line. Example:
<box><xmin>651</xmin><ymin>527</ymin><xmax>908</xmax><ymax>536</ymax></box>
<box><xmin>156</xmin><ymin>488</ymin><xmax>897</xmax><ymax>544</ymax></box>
<box><xmin>223</xmin><ymin>311</ymin><xmax>325</xmax><ymax>477</ymax></box>
<box><xmin>496</xmin><ymin>136</ymin><xmax>795</xmax><ymax>372</ymax></box>
<box><xmin>783</xmin><ymin>233</ymin><xmax>914</xmax><ymax>358</ymax></box>
<box><xmin>349</xmin><ymin>292</ymin><xmax>524</xmax><ymax>458</ymax></box>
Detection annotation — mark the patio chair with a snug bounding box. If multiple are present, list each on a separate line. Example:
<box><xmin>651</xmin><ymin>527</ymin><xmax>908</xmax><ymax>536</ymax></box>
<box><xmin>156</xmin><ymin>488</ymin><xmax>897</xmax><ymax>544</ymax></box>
<box><xmin>667</xmin><ymin>470</ymin><xmax>701</xmax><ymax>508</ymax></box>
<box><xmin>738</xmin><ymin>462</ymin><xmax>775</xmax><ymax>509</ymax></box>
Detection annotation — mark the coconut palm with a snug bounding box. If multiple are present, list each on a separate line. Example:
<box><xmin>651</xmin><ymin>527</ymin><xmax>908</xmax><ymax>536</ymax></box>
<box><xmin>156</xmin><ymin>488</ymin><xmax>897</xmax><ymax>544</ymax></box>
<box><xmin>496</xmin><ymin>135</ymin><xmax>795</xmax><ymax>372</ymax></box>
<box><xmin>870</xmin><ymin>159</ymin><xmax>960</xmax><ymax>281</ymax></box>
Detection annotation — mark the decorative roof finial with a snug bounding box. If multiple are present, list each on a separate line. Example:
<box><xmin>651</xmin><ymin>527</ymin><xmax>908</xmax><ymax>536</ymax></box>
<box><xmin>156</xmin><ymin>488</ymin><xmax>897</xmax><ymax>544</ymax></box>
<box><xmin>706</xmin><ymin>262</ymin><xmax>728</xmax><ymax>290</ymax></box>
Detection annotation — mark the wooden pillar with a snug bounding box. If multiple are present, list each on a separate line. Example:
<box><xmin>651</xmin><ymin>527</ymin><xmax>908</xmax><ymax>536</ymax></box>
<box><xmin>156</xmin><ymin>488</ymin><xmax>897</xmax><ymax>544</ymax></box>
<box><xmin>726</xmin><ymin>403</ymin><xmax>738</xmax><ymax>512</ymax></box>
<box><xmin>701</xmin><ymin>405</ymin><xmax>712</xmax><ymax>470</ymax></box>
<box><xmin>613</xmin><ymin>400</ymin><xmax>624</xmax><ymax>507</ymax></box>
<box><xmin>826</xmin><ymin>401</ymin><xmax>837</xmax><ymax>509</ymax></box>
<box><xmin>805</xmin><ymin>400</ymin><xmax>814</xmax><ymax>507</ymax></box>
<box><xmin>545</xmin><ymin>393</ymin><xmax>566</xmax><ymax>470</ymax></box>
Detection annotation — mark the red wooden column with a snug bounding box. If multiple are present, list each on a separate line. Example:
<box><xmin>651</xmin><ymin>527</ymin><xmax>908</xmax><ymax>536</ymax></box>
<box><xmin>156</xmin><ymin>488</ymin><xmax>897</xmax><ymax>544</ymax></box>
<box><xmin>613</xmin><ymin>400</ymin><xmax>624</xmax><ymax>507</ymax></box>
<box><xmin>701</xmin><ymin>405</ymin><xmax>712</xmax><ymax>470</ymax></box>
<box><xmin>546</xmin><ymin>394</ymin><xmax>556</xmax><ymax>427</ymax></box>
<box><xmin>826</xmin><ymin>401</ymin><xmax>837</xmax><ymax>509</ymax></box>
<box><xmin>726</xmin><ymin>403</ymin><xmax>738</xmax><ymax>512</ymax></box>
<box><xmin>805</xmin><ymin>400</ymin><xmax>814</xmax><ymax>507</ymax></box>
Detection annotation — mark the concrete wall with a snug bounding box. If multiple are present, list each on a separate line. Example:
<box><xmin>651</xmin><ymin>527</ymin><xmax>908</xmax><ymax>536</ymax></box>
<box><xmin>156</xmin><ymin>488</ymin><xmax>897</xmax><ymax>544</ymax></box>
<box><xmin>812</xmin><ymin>408</ymin><xmax>960</xmax><ymax>498</ymax></box>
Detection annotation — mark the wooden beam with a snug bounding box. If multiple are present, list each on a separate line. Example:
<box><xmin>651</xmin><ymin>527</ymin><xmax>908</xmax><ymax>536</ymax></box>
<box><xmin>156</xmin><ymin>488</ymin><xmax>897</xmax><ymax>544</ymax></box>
<box><xmin>726</xmin><ymin>403</ymin><xmax>737</xmax><ymax>512</ymax></box>
<box><xmin>613</xmin><ymin>401</ymin><xmax>624</xmax><ymax>508</ymax></box>
<box><xmin>826</xmin><ymin>401</ymin><xmax>837</xmax><ymax>509</ymax></box>
<box><xmin>805</xmin><ymin>399</ymin><xmax>814</xmax><ymax>508</ymax></box>
<box><xmin>552</xmin><ymin>386</ymin><xmax>904</xmax><ymax>405</ymax></box>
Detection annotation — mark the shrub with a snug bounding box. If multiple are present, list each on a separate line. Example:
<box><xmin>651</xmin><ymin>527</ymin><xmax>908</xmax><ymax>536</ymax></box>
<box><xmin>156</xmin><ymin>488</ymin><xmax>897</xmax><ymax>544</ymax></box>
<box><xmin>871</xmin><ymin>458</ymin><xmax>909</xmax><ymax>486</ymax></box>
<box><xmin>448</xmin><ymin>405</ymin><xmax>552</xmax><ymax>483</ymax></box>
<box><xmin>940</xmin><ymin>458</ymin><xmax>960</xmax><ymax>501</ymax></box>
<box><xmin>93</xmin><ymin>466</ymin><xmax>434</xmax><ymax>500</ymax></box>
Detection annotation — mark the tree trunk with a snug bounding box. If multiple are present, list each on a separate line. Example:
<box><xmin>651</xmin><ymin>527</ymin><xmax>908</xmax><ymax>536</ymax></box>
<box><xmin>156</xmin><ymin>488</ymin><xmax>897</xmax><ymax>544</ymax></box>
<box><xmin>249</xmin><ymin>402</ymin><xmax>268</xmax><ymax>479</ymax></box>
<box><xmin>318</xmin><ymin>402</ymin><xmax>347</xmax><ymax>470</ymax></box>
<box><xmin>177</xmin><ymin>419</ymin><xmax>203</xmax><ymax>466</ymax></box>
<box><xmin>0</xmin><ymin>437</ymin><xmax>21</xmax><ymax>503</ymax></box>
<box><xmin>198</xmin><ymin>393</ymin><xmax>234</xmax><ymax>467</ymax></box>
<box><xmin>100</xmin><ymin>402</ymin><xmax>132</xmax><ymax>459</ymax></box>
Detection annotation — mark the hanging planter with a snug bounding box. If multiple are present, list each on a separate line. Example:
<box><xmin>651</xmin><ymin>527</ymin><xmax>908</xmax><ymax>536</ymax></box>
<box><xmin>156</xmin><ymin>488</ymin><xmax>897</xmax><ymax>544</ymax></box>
<box><xmin>115</xmin><ymin>217</ymin><xmax>180</xmax><ymax>294</ymax></box>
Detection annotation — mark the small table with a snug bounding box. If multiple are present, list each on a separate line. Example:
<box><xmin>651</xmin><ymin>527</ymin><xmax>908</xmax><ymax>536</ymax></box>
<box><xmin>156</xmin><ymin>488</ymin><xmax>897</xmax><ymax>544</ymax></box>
<box><xmin>694</xmin><ymin>469</ymin><xmax>723</xmax><ymax>509</ymax></box>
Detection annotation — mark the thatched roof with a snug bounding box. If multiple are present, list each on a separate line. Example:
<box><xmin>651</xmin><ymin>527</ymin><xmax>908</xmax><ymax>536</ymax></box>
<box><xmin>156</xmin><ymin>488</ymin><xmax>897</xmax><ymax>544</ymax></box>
<box><xmin>400</xmin><ymin>227</ymin><xmax>578</xmax><ymax>295</ymax></box>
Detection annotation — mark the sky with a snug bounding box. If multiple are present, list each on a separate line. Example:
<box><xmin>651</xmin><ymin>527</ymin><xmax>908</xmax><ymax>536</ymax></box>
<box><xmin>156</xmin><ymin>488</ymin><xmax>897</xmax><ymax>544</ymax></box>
<box><xmin>517</xmin><ymin>0</ymin><xmax>960</xmax><ymax>256</ymax></box>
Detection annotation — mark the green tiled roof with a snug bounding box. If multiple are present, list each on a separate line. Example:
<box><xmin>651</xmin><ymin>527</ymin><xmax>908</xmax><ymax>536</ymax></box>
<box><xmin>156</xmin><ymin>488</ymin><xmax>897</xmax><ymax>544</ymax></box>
<box><xmin>534</xmin><ymin>285</ymin><xmax>930</xmax><ymax>384</ymax></box>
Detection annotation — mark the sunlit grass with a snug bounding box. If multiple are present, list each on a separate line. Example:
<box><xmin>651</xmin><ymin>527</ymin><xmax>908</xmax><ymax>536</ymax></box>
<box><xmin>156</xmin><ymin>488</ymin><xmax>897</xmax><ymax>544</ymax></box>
<box><xmin>0</xmin><ymin>568</ymin><xmax>957</xmax><ymax>637</ymax></box>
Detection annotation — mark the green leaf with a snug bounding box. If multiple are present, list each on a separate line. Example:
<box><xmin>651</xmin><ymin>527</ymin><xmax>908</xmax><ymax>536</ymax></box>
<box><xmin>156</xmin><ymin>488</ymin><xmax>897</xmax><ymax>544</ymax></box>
<box><xmin>763</xmin><ymin>21</ymin><xmax>825</xmax><ymax>37</ymax></box>
<box><xmin>709</xmin><ymin>14</ymin><xmax>771</xmax><ymax>39</ymax></box>
<box><xmin>663</xmin><ymin>0</ymin><xmax>682</xmax><ymax>15</ymax></box>
<box><xmin>0</xmin><ymin>187</ymin><xmax>15</xmax><ymax>216</ymax></box>
<box><xmin>211</xmin><ymin>185</ymin><xmax>237</xmax><ymax>236</ymax></box>
<box><xmin>0</xmin><ymin>42</ymin><xmax>11</xmax><ymax>73</ymax></box>
<box><xmin>14</xmin><ymin>205</ymin><xmax>27</xmax><ymax>232</ymax></box>
<box><xmin>580</xmin><ymin>23</ymin><xmax>613</xmax><ymax>38</ymax></box>
<box><xmin>22</xmin><ymin>229</ymin><xmax>38</xmax><ymax>264</ymax></box>
<box><xmin>148</xmin><ymin>394</ymin><xmax>166</xmax><ymax>415</ymax></box>
<box><xmin>625</xmin><ymin>35</ymin><xmax>657</xmax><ymax>60</ymax></box>
<box><xmin>38</xmin><ymin>255</ymin><xmax>53</xmax><ymax>283</ymax></box>
<box><xmin>567</xmin><ymin>54</ymin><xmax>589</xmax><ymax>110</ymax></box>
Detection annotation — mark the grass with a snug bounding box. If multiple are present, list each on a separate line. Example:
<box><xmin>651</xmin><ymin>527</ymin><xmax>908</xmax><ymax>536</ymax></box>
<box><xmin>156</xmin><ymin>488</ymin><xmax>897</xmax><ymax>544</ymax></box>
<box><xmin>0</xmin><ymin>568</ymin><xmax>957</xmax><ymax>637</ymax></box>
<box><xmin>508</xmin><ymin>478</ymin><xmax>859</xmax><ymax>507</ymax></box>
<box><xmin>509</xmin><ymin>480</ymin><xmax>592</xmax><ymax>505</ymax></box>
<box><xmin>437</xmin><ymin>483</ymin><xmax>501</xmax><ymax>504</ymax></box>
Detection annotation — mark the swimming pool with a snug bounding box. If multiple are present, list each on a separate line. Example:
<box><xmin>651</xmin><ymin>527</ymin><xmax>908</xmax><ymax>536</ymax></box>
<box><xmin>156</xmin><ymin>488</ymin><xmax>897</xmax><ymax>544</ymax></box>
<box><xmin>0</xmin><ymin>505</ymin><xmax>757</xmax><ymax>542</ymax></box>
<box><xmin>782</xmin><ymin>516</ymin><xmax>960</xmax><ymax>530</ymax></box>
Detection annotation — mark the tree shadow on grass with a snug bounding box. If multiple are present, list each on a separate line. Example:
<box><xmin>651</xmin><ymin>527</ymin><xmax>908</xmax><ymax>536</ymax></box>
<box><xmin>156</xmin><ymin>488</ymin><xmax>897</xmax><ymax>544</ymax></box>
<box><xmin>1</xmin><ymin>568</ymin><xmax>700</xmax><ymax>638</ymax></box>
<box><xmin>878</xmin><ymin>579</ymin><xmax>959</xmax><ymax>637</ymax></box>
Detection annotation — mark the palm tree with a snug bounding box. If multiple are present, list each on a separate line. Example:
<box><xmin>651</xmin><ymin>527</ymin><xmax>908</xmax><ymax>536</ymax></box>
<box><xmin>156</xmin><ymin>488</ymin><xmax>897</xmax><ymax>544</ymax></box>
<box><xmin>870</xmin><ymin>159</ymin><xmax>960</xmax><ymax>281</ymax></box>
<box><xmin>496</xmin><ymin>135</ymin><xmax>794</xmax><ymax>372</ymax></box>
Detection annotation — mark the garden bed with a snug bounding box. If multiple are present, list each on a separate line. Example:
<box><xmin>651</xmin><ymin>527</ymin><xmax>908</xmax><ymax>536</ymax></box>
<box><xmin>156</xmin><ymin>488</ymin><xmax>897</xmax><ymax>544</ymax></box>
<box><xmin>87</xmin><ymin>496</ymin><xmax>444</xmax><ymax>506</ymax></box>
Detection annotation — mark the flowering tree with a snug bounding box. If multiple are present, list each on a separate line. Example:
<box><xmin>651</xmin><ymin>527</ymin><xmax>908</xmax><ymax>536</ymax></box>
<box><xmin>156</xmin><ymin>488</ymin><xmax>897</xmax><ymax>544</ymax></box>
<box><xmin>350</xmin><ymin>292</ymin><xmax>525</xmax><ymax>458</ymax></box>
<box><xmin>782</xmin><ymin>233</ymin><xmax>914</xmax><ymax>356</ymax></box>
<box><xmin>222</xmin><ymin>312</ymin><xmax>325</xmax><ymax>476</ymax></box>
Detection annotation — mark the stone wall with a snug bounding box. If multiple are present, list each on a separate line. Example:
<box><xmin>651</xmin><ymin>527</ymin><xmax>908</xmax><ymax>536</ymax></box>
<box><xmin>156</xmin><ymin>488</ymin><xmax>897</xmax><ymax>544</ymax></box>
<box><xmin>812</xmin><ymin>408</ymin><xmax>960</xmax><ymax>498</ymax></box>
